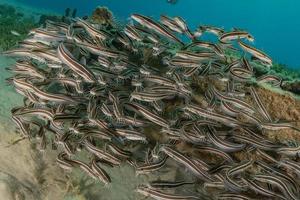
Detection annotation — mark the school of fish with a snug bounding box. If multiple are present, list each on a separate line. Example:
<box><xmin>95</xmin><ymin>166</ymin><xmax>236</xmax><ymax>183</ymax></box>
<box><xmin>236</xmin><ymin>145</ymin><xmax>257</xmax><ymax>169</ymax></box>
<box><xmin>3</xmin><ymin>10</ymin><xmax>300</xmax><ymax>200</ymax></box>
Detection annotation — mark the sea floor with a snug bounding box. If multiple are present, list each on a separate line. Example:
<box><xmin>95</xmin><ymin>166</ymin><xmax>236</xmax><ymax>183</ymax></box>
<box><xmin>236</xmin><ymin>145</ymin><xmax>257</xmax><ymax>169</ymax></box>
<box><xmin>0</xmin><ymin>56</ymin><xmax>164</xmax><ymax>199</ymax></box>
<box><xmin>0</xmin><ymin>1</ymin><xmax>71</xmax><ymax>199</ymax></box>
<box><xmin>1</xmin><ymin>60</ymin><xmax>300</xmax><ymax>199</ymax></box>
<box><xmin>0</xmin><ymin>57</ymin><xmax>160</xmax><ymax>199</ymax></box>
<box><xmin>0</xmin><ymin>55</ymin><xmax>66</xmax><ymax>200</ymax></box>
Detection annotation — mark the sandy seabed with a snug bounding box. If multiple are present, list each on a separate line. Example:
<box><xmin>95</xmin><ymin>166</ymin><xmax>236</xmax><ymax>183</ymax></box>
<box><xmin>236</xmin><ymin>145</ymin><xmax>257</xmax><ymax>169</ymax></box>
<box><xmin>0</xmin><ymin>1</ymin><xmax>157</xmax><ymax>198</ymax></box>
<box><xmin>0</xmin><ymin>54</ymin><xmax>166</xmax><ymax>198</ymax></box>
<box><xmin>0</xmin><ymin>57</ymin><xmax>175</xmax><ymax>199</ymax></box>
<box><xmin>0</xmin><ymin>55</ymin><xmax>66</xmax><ymax>200</ymax></box>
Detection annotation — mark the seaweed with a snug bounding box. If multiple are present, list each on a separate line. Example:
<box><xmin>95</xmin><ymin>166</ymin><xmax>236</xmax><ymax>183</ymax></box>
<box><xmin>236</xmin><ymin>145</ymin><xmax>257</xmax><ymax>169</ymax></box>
<box><xmin>0</xmin><ymin>4</ymin><xmax>37</xmax><ymax>51</ymax></box>
<box><xmin>271</xmin><ymin>62</ymin><xmax>300</xmax><ymax>80</ymax></box>
<box><xmin>0</xmin><ymin>4</ymin><xmax>79</xmax><ymax>51</ymax></box>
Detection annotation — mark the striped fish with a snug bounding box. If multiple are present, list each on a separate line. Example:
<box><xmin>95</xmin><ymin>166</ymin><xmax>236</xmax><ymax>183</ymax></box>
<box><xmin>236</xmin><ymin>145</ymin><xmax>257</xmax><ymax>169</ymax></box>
<box><xmin>124</xmin><ymin>102</ymin><xmax>169</xmax><ymax>128</ymax></box>
<box><xmin>219</xmin><ymin>30</ymin><xmax>254</xmax><ymax>42</ymax></box>
<box><xmin>57</xmin><ymin>43</ymin><xmax>97</xmax><ymax>83</ymax></box>
<box><xmin>131</xmin><ymin>14</ymin><xmax>184</xmax><ymax>45</ymax></box>
<box><xmin>136</xmin><ymin>185</ymin><xmax>201</xmax><ymax>200</ymax></box>
<box><xmin>159</xmin><ymin>145</ymin><xmax>214</xmax><ymax>182</ymax></box>
<box><xmin>238</xmin><ymin>40</ymin><xmax>272</xmax><ymax>66</ymax></box>
<box><xmin>76</xmin><ymin>17</ymin><xmax>111</xmax><ymax>40</ymax></box>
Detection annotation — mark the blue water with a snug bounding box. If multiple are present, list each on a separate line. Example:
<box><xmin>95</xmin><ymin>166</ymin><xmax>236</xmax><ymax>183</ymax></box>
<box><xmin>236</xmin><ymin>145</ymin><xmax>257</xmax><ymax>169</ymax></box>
<box><xmin>16</xmin><ymin>0</ymin><xmax>300</xmax><ymax>69</ymax></box>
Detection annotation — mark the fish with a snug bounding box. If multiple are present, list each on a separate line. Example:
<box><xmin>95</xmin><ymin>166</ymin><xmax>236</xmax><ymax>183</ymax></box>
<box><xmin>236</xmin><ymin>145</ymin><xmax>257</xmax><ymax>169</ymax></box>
<box><xmin>84</xmin><ymin>139</ymin><xmax>122</xmax><ymax>165</ymax></box>
<box><xmin>206</xmin><ymin>126</ymin><xmax>246</xmax><ymax>152</ymax></box>
<box><xmin>185</xmin><ymin>41</ymin><xmax>225</xmax><ymax>58</ymax></box>
<box><xmin>76</xmin><ymin>17</ymin><xmax>111</xmax><ymax>40</ymax></box>
<box><xmin>238</xmin><ymin>40</ymin><xmax>272</xmax><ymax>66</ymax></box>
<box><xmin>130</xmin><ymin>91</ymin><xmax>174</xmax><ymax>102</ymax></box>
<box><xmin>56</xmin><ymin>152</ymin><xmax>74</xmax><ymax>170</ymax></box>
<box><xmin>124</xmin><ymin>102</ymin><xmax>169</xmax><ymax>128</ymax></box>
<box><xmin>210</xmin><ymin>85</ymin><xmax>255</xmax><ymax>114</ymax></box>
<box><xmin>242</xmin><ymin>177</ymin><xmax>285</xmax><ymax>199</ymax></box>
<box><xmin>30</xmin><ymin>28</ymin><xmax>66</xmax><ymax>42</ymax></box>
<box><xmin>91</xmin><ymin>159</ymin><xmax>111</xmax><ymax>185</ymax></box>
<box><xmin>57</xmin><ymin>43</ymin><xmax>97</xmax><ymax>83</ymax></box>
<box><xmin>219</xmin><ymin>30</ymin><xmax>254</xmax><ymax>42</ymax></box>
<box><xmin>184</xmin><ymin>104</ymin><xmax>246</xmax><ymax>127</ymax></box>
<box><xmin>199</xmin><ymin>25</ymin><xmax>225</xmax><ymax>36</ymax></box>
<box><xmin>216</xmin><ymin>193</ymin><xmax>251</xmax><ymax>200</ymax></box>
<box><xmin>11</xmin><ymin>116</ymin><xmax>30</xmax><ymax>138</ymax></box>
<box><xmin>131</xmin><ymin>14</ymin><xmax>184</xmax><ymax>45</ymax></box>
<box><xmin>159</xmin><ymin>145</ymin><xmax>214</xmax><ymax>182</ymax></box>
<box><xmin>253</xmin><ymin>174</ymin><xmax>299</xmax><ymax>200</ymax></box>
<box><xmin>5</xmin><ymin>10</ymin><xmax>299</xmax><ymax>199</ymax></box>
<box><xmin>115</xmin><ymin>128</ymin><xmax>148</xmax><ymax>143</ymax></box>
<box><xmin>149</xmin><ymin>180</ymin><xmax>196</xmax><ymax>189</ymax></box>
<box><xmin>160</xmin><ymin>15</ymin><xmax>183</xmax><ymax>34</ymax></box>
<box><xmin>249</xmin><ymin>87</ymin><xmax>272</xmax><ymax>122</ymax></box>
<box><xmin>136</xmin><ymin>155</ymin><xmax>168</xmax><ymax>175</ymax></box>
<box><xmin>276</xmin><ymin>145</ymin><xmax>300</xmax><ymax>157</ymax></box>
<box><xmin>106</xmin><ymin>143</ymin><xmax>132</xmax><ymax>159</ymax></box>
<box><xmin>231</xmin><ymin>134</ymin><xmax>280</xmax><ymax>151</ymax></box>
<box><xmin>261</xmin><ymin>121</ymin><xmax>300</xmax><ymax>132</ymax></box>
<box><xmin>256</xmin><ymin>74</ymin><xmax>282</xmax><ymax>87</ymax></box>
<box><xmin>124</xmin><ymin>24</ymin><xmax>143</xmax><ymax>41</ymax></box>
<box><xmin>11</xmin><ymin>30</ymin><xmax>21</xmax><ymax>36</ymax></box>
<box><xmin>279</xmin><ymin>159</ymin><xmax>300</xmax><ymax>176</ymax></box>
<box><xmin>194</xmin><ymin>146</ymin><xmax>234</xmax><ymax>163</ymax></box>
<box><xmin>173</xmin><ymin>16</ymin><xmax>194</xmax><ymax>39</ymax></box>
<box><xmin>136</xmin><ymin>185</ymin><xmax>201</xmax><ymax>200</ymax></box>
<box><xmin>227</xmin><ymin>159</ymin><xmax>253</xmax><ymax>176</ymax></box>
<box><xmin>229</xmin><ymin>66</ymin><xmax>253</xmax><ymax>81</ymax></box>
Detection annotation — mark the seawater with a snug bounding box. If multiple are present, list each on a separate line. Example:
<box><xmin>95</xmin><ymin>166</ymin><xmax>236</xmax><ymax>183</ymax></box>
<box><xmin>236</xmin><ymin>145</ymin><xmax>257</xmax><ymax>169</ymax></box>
<box><xmin>15</xmin><ymin>0</ymin><xmax>300</xmax><ymax>69</ymax></box>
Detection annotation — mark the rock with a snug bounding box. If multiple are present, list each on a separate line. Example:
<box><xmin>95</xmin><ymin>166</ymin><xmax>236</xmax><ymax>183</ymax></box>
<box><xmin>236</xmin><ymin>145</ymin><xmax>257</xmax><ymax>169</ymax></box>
<box><xmin>0</xmin><ymin>180</ymin><xmax>14</xmax><ymax>200</ymax></box>
<box><xmin>0</xmin><ymin>171</ymin><xmax>38</xmax><ymax>200</ymax></box>
<box><xmin>255</xmin><ymin>86</ymin><xmax>300</xmax><ymax>142</ymax></box>
<box><xmin>281</xmin><ymin>80</ymin><xmax>300</xmax><ymax>95</ymax></box>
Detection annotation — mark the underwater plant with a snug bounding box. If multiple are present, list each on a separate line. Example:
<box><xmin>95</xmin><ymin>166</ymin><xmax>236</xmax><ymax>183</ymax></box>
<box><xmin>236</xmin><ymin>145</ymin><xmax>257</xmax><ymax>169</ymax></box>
<box><xmin>0</xmin><ymin>3</ymin><xmax>82</xmax><ymax>51</ymax></box>
<box><xmin>0</xmin><ymin>4</ymin><xmax>36</xmax><ymax>51</ymax></box>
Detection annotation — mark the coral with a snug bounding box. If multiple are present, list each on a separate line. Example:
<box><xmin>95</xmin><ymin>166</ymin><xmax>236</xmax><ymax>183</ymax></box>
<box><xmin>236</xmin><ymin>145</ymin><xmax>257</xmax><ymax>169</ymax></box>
<box><xmin>72</xmin><ymin>9</ymin><xmax>77</xmax><ymax>18</ymax></box>
<box><xmin>91</xmin><ymin>6</ymin><xmax>114</xmax><ymax>25</ymax></box>
<box><xmin>65</xmin><ymin>8</ymin><xmax>71</xmax><ymax>17</ymax></box>
<box><xmin>281</xmin><ymin>80</ymin><xmax>300</xmax><ymax>95</ymax></box>
<box><xmin>38</xmin><ymin>14</ymin><xmax>61</xmax><ymax>25</ymax></box>
<box><xmin>255</xmin><ymin>86</ymin><xmax>300</xmax><ymax>142</ymax></box>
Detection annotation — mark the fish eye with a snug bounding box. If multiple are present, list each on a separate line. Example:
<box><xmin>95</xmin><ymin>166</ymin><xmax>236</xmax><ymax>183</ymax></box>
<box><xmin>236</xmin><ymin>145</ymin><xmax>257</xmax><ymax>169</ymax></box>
<box><xmin>248</xmin><ymin>35</ymin><xmax>254</xmax><ymax>42</ymax></box>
